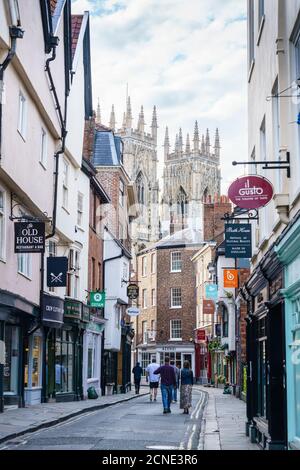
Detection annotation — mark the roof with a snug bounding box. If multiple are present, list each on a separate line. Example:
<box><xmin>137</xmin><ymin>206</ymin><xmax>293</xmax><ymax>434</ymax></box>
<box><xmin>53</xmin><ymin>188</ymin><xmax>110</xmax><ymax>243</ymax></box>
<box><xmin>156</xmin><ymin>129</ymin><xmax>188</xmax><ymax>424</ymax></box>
<box><xmin>71</xmin><ymin>15</ymin><xmax>83</xmax><ymax>59</ymax></box>
<box><xmin>138</xmin><ymin>229</ymin><xmax>204</xmax><ymax>255</ymax></box>
<box><xmin>93</xmin><ymin>130</ymin><xmax>122</xmax><ymax>167</ymax></box>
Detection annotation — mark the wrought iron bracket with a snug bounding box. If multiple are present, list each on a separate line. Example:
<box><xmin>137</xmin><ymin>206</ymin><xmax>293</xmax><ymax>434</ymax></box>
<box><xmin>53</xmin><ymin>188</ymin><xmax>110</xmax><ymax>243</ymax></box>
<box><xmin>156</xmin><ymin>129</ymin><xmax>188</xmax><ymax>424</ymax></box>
<box><xmin>10</xmin><ymin>192</ymin><xmax>50</xmax><ymax>222</ymax></box>
<box><xmin>221</xmin><ymin>207</ymin><xmax>259</xmax><ymax>222</ymax></box>
<box><xmin>232</xmin><ymin>152</ymin><xmax>291</xmax><ymax>178</ymax></box>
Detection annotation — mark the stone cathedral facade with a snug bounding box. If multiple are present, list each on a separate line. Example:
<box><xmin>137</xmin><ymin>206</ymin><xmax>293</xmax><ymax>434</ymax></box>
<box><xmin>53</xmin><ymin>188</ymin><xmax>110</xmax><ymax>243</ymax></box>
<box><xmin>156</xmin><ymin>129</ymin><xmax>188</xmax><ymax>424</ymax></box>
<box><xmin>161</xmin><ymin>122</ymin><xmax>221</xmax><ymax>238</ymax></box>
<box><xmin>105</xmin><ymin>97</ymin><xmax>160</xmax><ymax>251</ymax></box>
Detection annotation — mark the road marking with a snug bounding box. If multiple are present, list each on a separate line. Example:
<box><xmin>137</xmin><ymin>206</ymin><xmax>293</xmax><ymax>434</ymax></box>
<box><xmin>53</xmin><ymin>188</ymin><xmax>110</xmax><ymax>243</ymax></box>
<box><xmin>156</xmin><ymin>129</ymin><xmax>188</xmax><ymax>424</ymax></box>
<box><xmin>147</xmin><ymin>445</ymin><xmax>179</xmax><ymax>450</ymax></box>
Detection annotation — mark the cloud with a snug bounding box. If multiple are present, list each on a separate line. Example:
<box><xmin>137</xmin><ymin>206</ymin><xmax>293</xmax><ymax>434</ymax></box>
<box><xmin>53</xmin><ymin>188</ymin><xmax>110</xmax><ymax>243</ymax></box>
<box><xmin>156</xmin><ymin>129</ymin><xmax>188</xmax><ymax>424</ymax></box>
<box><xmin>71</xmin><ymin>0</ymin><xmax>247</xmax><ymax>193</ymax></box>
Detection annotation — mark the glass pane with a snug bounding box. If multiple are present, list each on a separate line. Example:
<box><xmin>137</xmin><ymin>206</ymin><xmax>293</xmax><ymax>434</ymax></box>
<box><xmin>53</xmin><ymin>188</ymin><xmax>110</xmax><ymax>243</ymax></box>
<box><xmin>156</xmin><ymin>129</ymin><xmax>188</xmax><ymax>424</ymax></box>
<box><xmin>294</xmin><ymin>330</ymin><xmax>300</xmax><ymax>438</ymax></box>
<box><xmin>55</xmin><ymin>341</ymin><xmax>61</xmax><ymax>392</ymax></box>
<box><xmin>68</xmin><ymin>343</ymin><xmax>73</xmax><ymax>392</ymax></box>
<box><xmin>4</xmin><ymin>326</ymin><xmax>20</xmax><ymax>394</ymax></box>
<box><xmin>31</xmin><ymin>335</ymin><xmax>41</xmax><ymax>387</ymax></box>
<box><xmin>61</xmin><ymin>342</ymin><xmax>68</xmax><ymax>392</ymax></box>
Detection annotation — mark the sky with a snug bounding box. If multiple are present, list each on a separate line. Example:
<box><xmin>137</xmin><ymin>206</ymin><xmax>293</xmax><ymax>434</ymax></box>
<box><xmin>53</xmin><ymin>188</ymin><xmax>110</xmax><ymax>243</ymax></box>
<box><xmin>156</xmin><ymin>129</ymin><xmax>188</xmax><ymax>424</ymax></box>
<box><xmin>71</xmin><ymin>0</ymin><xmax>248</xmax><ymax>194</ymax></box>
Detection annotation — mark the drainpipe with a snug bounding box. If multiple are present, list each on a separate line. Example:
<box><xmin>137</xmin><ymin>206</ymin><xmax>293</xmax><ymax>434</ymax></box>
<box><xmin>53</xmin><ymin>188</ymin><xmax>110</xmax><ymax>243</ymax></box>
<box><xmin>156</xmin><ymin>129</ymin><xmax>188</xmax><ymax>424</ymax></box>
<box><xmin>0</xmin><ymin>25</ymin><xmax>24</xmax><ymax>163</ymax></box>
<box><xmin>101</xmin><ymin>249</ymin><xmax>125</xmax><ymax>396</ymax></box>
<box><xmin>0</xmin><ymin>23</ymin><xmax>23</xmax><ymax>413</ymax></box>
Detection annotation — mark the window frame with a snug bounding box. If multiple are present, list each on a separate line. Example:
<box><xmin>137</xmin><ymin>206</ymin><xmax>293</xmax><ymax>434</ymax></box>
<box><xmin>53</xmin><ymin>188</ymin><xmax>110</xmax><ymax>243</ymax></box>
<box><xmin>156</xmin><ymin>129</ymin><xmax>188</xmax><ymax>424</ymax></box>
<box><xmin>17</xmin><ymin>91</ymin><xmax>27</xmax><ymax>139</ymax></box>
<box><xmin>151</xmin><ymin>288</ymin><xmax>156</xmax><ymax>307</ymax></box>
<box><xmin>17</xmin><ymin>252</ymin><xmax>32</xmax><ymax>279</ymax></box>
<box><xmin>77</xmin><ymin>192</ymin><xmax>84</xmax><ymax>228</ymax></box>
<box><xmin>39</xmin><ymin>127</ymin><xmax>47</xmax><ymax>169</ymax></box>
<box><xmin>62</xmin><ymin>159</ymin><xmax>69</xmax><ymax>211</ymax></box>
<box><xmin>151</xmin><ymin>252</ymin><xmax>156</xmax><ymax>274</ymax></box>
<box><xmin>142</xmin><ymin>288</ymin><xmax>147</xmax><ymax>309</ymax></box>
<box><xmin>142</xmin><ymin>256</ymin><xmax>147</xmax><ymax>277</ymax></box>
<box><xmin>170</xmin><ymin>319</ymin><xmax>182</xmax><ymax>341</ymax></box>
<box><xmin>119</xmin><ymin>179</ymin><xmax>125</xmax><ymax>207</ymax></box>
<box><xmin>171</xmin><ymin>287</ymin><xmax>182</xmax><ymax>309</ymax></box>
<box><xmin>171</xmin><ymin>251</ymin><xmax>182</xmax><ymax>273</ymax></box>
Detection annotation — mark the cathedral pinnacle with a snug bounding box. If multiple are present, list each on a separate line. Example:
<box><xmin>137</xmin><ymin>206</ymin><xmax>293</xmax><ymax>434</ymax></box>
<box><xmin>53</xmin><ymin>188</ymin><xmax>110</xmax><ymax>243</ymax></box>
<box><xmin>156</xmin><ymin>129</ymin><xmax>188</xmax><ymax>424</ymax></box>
<box><xmin>126</xmin><ymin>96</ymin><xmax>132</xmax><ymax>129</ymax></box>
<box><xmin>96</xmin><ymin>98</ymin><xmax>101</xmax><ymax>124</ymax></box>
<box><xmin>151</xmin><ymin>105</ymin><xmax>158</xmax><ymax>142</ymax></box>
<box><xmin>178</xmin><ymin>128</ymin><xmax>183</xmax><ymax>154</ymax></box>
<box><xmin>137</xmin><ymin>105</ymin><xmax>145</xmax><ymax>135</ymax></box>
<box><xmin>109</xmin><ymin>105</ymin><xmax>116</xmax><ymax>131</ymax></box>
<box><xmin>206</xmin><ymin>128</ymin><xmax>210</xmax><ymax>154</ymax></box>
<box><xmin>214</xmin><ymin>128</ymin><xmax>220</xmax><ymax>159</ymax></box>
<box><xmin>201</xmin><ymin>134</ymin><xmax>205</xmax><ymax>154</ymax></box>
<box><xmin>185</xmin><ymin>133</ymin><xmax>191</xmax><ymax>154</ymax></box>
<box><xmin>164</xmin><ymin>126</ymin><xmax>170</xmax><ymax>160</ymax></box>
<box><xmin>193</xmin><ymin>120</ymin><xmax>199</xmax><ymax>151</ymax></box>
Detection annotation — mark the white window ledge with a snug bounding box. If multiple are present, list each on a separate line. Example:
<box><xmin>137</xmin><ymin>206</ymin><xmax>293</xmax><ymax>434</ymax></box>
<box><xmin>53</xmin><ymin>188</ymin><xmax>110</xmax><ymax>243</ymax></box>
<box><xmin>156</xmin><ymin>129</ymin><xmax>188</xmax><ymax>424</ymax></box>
<box><xmin>170</xmin><ymin>306</ymin><xmax>182</xmax><ymax>310</ymax></box>
<box><xmin>169</xmin><ymin>338</ymin><xmax>182</xmax><ymax>342</ymax></box>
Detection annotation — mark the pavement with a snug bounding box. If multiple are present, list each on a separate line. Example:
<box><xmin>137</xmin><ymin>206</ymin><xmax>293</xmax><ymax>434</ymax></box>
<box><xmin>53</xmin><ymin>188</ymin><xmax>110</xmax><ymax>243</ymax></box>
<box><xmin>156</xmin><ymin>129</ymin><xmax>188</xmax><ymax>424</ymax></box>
<box><xmin>198</xmin><ymin>385</ymin><xmax>259</xmax><ymax>450</ymax></box>
<box><xmin>0</xmin><ymin>387</ymin><xmax>149</xmax><ymax>445</ymax></box>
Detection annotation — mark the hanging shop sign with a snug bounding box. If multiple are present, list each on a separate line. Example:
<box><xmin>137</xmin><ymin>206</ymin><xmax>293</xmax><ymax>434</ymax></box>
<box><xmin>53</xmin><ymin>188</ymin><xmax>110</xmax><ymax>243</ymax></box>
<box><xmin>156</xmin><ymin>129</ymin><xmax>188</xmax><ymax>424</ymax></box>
<box><xmin>205</xmin><ymin>284</ymin><xmax>218</xmax><ymax>300</ymax></box>
<box><xmin>64</xmin><ymin>299</ymin><xmax>82</xmax><ymax>320</ymax></box>
<box><xmin>228</xmin><ymin>175</ymin><xmax>274</xmax><ymax>210</ymax></box>
<box><xmin>82</xmin><ymin>304</ymin><xmax>90</xmax><ymax>323</ymax></box>
<box><xmin>197</xmin><ymin>329</ymin><xmax>206</xmax><ymax>341</ymax></box>
<box><xmin>14</xmin><ymin>222</ymin><xmax>45</xmax><ymax>253</ymax></box>
<box><xmin>203</xmin><ymin>300</ymin><xmax>215</xmax><ymax>315</ymax></box>
<box><xmin>47</xmin><ymin>257</ymin><xmax>68</xmax><ymax>288</ymax></box>
<box><xmin>223</xmin><ymin>269</ymin><xmax>239</xmax><ymax>288</ymax></box>
<box><xmin>225</xmin><ymin>224</ymin><xmax>252</xmax><ymax>258</ymax></box>
<box><xmin>41</xmin><ymin>293</ymin><xmax>64</xmax><ymax>326</ymax></box>
<box><xmin>127</xmin><ymin>284</ymin><xmax>139</xmax><ymax>300</ymax></box>
<box><xmin>90</xmin><ymin>291</ymin><xmax>106</xmax><ymax>308</ymax></box>
<box><xmin>126</xmin><ymin>307</ymin><xmax>140</xmax><ymax>317</ymax></box>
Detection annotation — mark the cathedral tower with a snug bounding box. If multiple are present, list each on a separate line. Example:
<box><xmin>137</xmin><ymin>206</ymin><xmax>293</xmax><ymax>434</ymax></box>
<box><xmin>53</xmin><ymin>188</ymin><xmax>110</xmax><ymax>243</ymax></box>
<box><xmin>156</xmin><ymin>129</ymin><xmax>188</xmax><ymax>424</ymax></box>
<box><xmin>161</xmin><ymin>122</ymin><xmax>221</xmax><ymax>237</ymax></box>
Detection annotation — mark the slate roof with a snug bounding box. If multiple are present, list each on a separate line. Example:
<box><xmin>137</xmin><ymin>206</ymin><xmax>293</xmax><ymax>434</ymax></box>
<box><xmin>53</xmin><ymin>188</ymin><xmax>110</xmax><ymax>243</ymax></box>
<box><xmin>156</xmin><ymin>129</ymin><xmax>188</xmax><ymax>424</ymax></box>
<box><xmin>71</xmin><ymin>15</ymin><xmax>83</xmax><ymax>59</ymax></box>
<box><xmin>93</xmin><ymin>131</ymin><xmax>122</xmax><ymax>167</ymax></box>
<box><xmin>155</xmin><ymin>228</ymin><xmax>204</xmax><ymax>249</ymax></box>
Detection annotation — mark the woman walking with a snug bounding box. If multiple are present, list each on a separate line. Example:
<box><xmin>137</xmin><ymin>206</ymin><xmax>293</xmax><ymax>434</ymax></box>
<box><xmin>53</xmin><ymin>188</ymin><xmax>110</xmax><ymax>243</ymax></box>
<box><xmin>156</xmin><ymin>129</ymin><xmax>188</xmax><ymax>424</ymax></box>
<box><xmin>180</xmin><ymin>361</ymin><xmax>194</xmax><ymax>414</ymax></box>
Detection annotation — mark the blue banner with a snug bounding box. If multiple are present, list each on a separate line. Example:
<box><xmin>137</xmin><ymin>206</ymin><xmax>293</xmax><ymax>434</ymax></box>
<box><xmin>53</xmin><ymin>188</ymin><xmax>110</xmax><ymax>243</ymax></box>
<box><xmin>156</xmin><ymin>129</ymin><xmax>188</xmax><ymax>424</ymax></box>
<box><xmin>205</xmin><ymin>284</ymin><xmax>218</xmax><ymax>300</ymax></box>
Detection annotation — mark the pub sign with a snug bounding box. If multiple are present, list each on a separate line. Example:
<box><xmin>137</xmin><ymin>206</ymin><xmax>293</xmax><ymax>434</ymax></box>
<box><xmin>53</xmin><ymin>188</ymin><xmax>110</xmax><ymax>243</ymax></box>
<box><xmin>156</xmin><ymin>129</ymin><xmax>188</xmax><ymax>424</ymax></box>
<box><xmin>14</xmin><ymin>222</ymin><xmax>45</xmax><ymax>253</ymax></box>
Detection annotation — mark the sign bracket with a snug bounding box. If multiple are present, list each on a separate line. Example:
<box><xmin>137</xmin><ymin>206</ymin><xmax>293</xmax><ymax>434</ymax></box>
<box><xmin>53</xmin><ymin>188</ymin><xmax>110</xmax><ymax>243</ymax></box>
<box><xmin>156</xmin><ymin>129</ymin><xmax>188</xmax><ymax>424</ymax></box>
<box><xmin>232</xmin><ymin>152</ymin><xmax>291</xmax><ymax>178</ymax></box>
<box><xmin>222</xmin><ymin>207</ymin><xmax>259</xmax><ymax>222</ymax></box>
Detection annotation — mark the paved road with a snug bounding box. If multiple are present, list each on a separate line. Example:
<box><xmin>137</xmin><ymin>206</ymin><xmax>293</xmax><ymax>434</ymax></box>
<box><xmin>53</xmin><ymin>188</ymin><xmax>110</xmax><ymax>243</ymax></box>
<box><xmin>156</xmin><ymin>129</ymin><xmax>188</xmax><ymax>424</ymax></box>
<box><xmin>0</xmin><ymin>388</ymin><xmax>206</xmax><ymax>451</ymax></box>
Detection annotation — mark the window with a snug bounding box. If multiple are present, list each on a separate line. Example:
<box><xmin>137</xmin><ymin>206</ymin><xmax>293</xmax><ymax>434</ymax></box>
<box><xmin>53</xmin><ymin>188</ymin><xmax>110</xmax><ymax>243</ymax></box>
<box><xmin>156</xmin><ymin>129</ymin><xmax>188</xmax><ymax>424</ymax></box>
<box><xmin>77</xmin><ymin>192</ymin><xmax>83</xmax><ymax>227</ymax></box>
<box><xmin>171</xmin><ymin>251</ymin><xmax>182</xmax><ymax>272</ymax></box>
<box><xmin>151</xmin><ymin>253</ymin><xmax>156</xmax><ymax>274</ymax></box>
<box><xmin>171</xmin><ymin>287</ymin><xmax>182</xmax><ymax>308</ymax></box>
<box><xmin>248</xmin><ymin>0</ymin><xmax>255</xmax><ymax>72</ymax></box>
<box><xmin>119</xmin><ymin>179</ymin><xmax>124</xmax><ymax>207</ymax></box>
<box><xmin>67</xmin><ymin>249</ymin><xmax>80</xmax><ymax>298</ymax></box>
<box><xmin>115</xmin><ymin>306</ymin><xmax>120</xmax><ymax>329</ymax></box>
<box><xmin>98</xmin><ymin>262</ymin><xmax>101</xmax><ymax>291</ymax></box>
<box><xmin>17</xmin><ymin>91</ymin><xmax>27</xmax><ymax>138</ymax></box>
<box><xmin>142</xmin><ymin>321</ymin><xmax>147</xmax><ymax>344</ymax></box>
<box><xmin>40</xmin><ymin>128</ymin><xmax>47</xmax><ymax>168</ymax></box>
<box><xmin>222</xmin><ymin>306</ymin><xmax>229</xmax><ymax>338</ymax></box>
<box><xmin>137</xmin><ymin>173</ymin><xmax>145</xmax><ymax>206</ymax></box>
<box><xmin>30</xmin><ymin>334</ymin><xmax>42</xmax><ymax>387</ymax></box>
<box><xmin>18</xmin><ymin>253</ymin><xmax>31</xmax><ymax>278</ymax></box>
<box><xmin>87</xmin><ymin>334</ymin><xmax>97</xmax><ymax>379</ymax></box>
<box><xmin>74</xmin><ymin>251</ymin><xmax>80</xmax><ymax>299</ymax></box>
<box><xmin>151</xmin><ymin>289</ymin><xmax>156</xmax><ymax>307</ymax></box>
<box><xmin>142</xmin><ymin>256</ymin><xmax>147</xmax><ymax>277</ymax></box>
<box><xmin>91</xmin><ymin>257</ymin><xmax>96</xmax><ymax>291</ymax></box>
<box><xmin>258</xmin><ymin>0</ymin><xmax>264</xmax><ymax>25</ymax></box>
<box><xmin>62</xmin><ymin>159</ymin><xmax>69</xmax><ymax>210</ymax></box>
<box><xmin>0</xmin><ymin>191</ymin><xmax>5</xmax><ymax>260</ymax></box>
<box><xmin>170</xmin><ymin>320</ymin><xmax>182</xmax><ymax>340</ymax></box>
<box><xmin>142</xmin><ymin>289</ymin><xmax>147</xmax><ymax>308</ymax></box>
<box><xmin>122</xmin><ymin>262</ymin><xmax>128</xmax><ymax>283</ymax></box>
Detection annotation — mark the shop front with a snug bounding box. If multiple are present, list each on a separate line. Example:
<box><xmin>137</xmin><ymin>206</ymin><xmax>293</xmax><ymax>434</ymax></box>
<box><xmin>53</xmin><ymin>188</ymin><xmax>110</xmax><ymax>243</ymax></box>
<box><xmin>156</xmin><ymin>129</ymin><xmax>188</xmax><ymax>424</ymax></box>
<box><xmin>0</xmin><ymin>290</ymin><xmax>39</xmax><ymax>412</ymax></box>
<box><xmin>156</xmin><ymin>344</ymin><xmax>195</xmax><ymax>373</ymax></box>
<box><xmin>42</xmin><ymin>294</ymin><xmax>84</xmax><ymax>403</ymax></box>
<box><xmin>117</xmin><ymin>324</ymin><xmax>134</xmax><ymax>393</ymax></box>
<box><xmin>276</xmin><ymin>211</ymin><xmax>300</xmax><ymax>450</ymax></box>
<box><xmin>244</xmin><ymin>248</ymin><xmax>287</xmax><ymax>450</ymax></box>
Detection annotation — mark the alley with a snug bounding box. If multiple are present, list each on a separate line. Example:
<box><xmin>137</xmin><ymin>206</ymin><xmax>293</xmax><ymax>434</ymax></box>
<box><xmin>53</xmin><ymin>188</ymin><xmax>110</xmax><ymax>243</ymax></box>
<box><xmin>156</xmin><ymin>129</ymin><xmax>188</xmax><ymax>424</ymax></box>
<box><xmin>0</xmin><ymin>388</ymin><xmax>206</xmax><ymax>451</ymax></box>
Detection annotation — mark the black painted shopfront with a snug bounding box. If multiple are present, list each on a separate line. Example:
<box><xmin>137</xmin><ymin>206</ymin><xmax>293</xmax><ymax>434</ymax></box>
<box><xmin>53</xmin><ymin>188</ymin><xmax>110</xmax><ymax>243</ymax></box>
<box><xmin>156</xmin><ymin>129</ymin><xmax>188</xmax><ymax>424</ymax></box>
<box><xmin>242</xmin><ymin>248</ymin><xmax>287</xmax><ymax>450</ymax></box>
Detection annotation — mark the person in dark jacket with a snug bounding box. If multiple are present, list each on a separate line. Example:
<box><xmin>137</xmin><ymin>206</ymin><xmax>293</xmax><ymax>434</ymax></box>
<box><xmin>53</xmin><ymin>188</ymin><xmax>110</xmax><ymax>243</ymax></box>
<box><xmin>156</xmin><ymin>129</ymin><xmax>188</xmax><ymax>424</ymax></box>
<box><xmin>132</xmin><ymin>362</ymin><xmax>143</xmax><ymax>394</ymax></box>
<box><xmin>180</xmin><ymin>360</ymin><xmax>194</xmax><ymax>414</ymax></box>
<box><xmin>154</xmin><ymin>357</ymin><xmax>177</xmax><ymax>414</ymax></box>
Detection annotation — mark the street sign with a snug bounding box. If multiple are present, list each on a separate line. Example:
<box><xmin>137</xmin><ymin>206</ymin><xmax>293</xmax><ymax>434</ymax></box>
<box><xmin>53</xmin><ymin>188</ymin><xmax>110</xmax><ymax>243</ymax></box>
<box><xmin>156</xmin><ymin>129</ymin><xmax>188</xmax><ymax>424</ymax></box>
<box><xmin>14</xmin><ymin>221</ymin><xmax>45</xmax><ymax>253</ymax></box>
<box><xmin>90</xmin><ymin>291</ymin><xmax>106</xmax><ymax>308</ymax></box>
<box><xmin>127</xmin><ymin>284</ymin><xmax>139</xmax><ymax>300</ymax></box>
<box><xmin>203</xmin><ymin>300</ymin><xmax>215</xmax><ymax>315</ymax></box>
<box><xmin>225</xmin><ymin>224</ymin><xmax>252</xmax><ymax>259</ymax></box>
<box><xmin>228</xmin><ymin>175</ymin><xmax>274</xmax><ymax>210</ymax></box>
<box><xmin>126</xmin><ymin>307</ymin><xmax>140</xmax><ymax>317</ymax></box>
<box><xmin>224</xmin><ymin>269</ymin><xmax>238</xmax><ymax>288</ymax></box>
<box><xmin>47</xmin><ymin>257</ymin><xmax>68</xmax><ymax>287</ymax></box>
<box><xmin>205</xmin><ymin>284</ymin><xmax>218</xmax><ymax>300</ymax></box>
<box><xmin>41</xmin><ymin>293</ymin><xmax>64</xmax><ymax>326</ymax></box>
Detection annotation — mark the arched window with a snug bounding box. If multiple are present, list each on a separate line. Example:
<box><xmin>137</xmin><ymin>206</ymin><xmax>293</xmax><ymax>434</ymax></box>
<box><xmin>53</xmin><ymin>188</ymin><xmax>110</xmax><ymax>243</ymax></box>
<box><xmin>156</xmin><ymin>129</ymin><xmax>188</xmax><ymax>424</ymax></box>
<box><xmin>136</xmin><ymin>172</ymin><xmax>145</xmax><ymax>206</ymax></box>
<box><xmin>177</xmin><ymin>187</ymin><xmax>188</xmax><ymax>217</ymax></box>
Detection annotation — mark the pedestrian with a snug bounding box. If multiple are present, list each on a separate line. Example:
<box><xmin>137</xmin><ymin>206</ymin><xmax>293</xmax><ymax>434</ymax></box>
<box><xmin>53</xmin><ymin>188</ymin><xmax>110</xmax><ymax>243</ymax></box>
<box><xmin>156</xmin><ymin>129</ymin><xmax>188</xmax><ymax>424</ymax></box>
<box><xmin>132</xmin><ymin>362</ymin><xmax>143</xmax><ymax>394</ymax></box>
<box><xmin>170</xmin><ymin>360</ymin><xmax>180</xmax><ymax>403</ymax></box>
<box><xmin>146</xmin><ymin>358</ymin><xmax>160</xmax><ymax>402</ymax></box>
<box><xmin>180</xmin><ymin>360</ymin><xmax>194</xmax><ymax>414</ymax></box>
<box><xmin>154</xmin><ymin>357</ymin><xmax>177</xmax><ymax>414</ymax></box>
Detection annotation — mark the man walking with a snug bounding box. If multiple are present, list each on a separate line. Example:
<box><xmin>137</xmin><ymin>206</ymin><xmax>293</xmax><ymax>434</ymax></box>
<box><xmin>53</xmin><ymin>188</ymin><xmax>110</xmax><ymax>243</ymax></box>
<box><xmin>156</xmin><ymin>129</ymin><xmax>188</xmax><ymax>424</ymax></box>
<box><xmin>146</xmin><ymin>358</ymin><xmax>160</xmax><ymax>402</ymax></box>
<box><xmin>132</xmin><ymin>362</ymin><xmax>143</xmax><ymax>394</ymax></box>
<box><xmin>170</xmin><ymin>360</ymin><xmax>180</xmax><ymax>403</ymax></box>
<box><xmin>154</xmin><ymin>357</ymin><xmax>177</xmax><ymax>414</ymax></box>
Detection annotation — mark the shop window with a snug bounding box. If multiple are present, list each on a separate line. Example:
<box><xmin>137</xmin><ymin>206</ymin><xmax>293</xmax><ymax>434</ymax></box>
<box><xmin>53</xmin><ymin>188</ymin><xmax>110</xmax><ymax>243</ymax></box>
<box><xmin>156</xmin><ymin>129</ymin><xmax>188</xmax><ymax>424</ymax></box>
<box><xmin>55</xmin><ymin>330</ymin><xmax>74</xmax><ymax>394</ymax></box>
<box><xmin>87</xmin><ymin>334</ymin><xmax>97</xmax><ymax>379</ymax></box>
<box><xmin>256</xmin><ymin>316</ymin><xmax>268</xmax><ymax>420</ymax></box>
<box><xmin>3</xmin><ymin>326</ymin><xmax>20</xmax><ymax>394</ymax></box>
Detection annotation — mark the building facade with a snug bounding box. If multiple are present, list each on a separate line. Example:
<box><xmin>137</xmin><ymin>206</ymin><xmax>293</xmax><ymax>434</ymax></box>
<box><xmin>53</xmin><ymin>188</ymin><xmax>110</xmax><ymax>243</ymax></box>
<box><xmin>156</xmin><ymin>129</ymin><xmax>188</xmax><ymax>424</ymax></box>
<box><xmin>161</xmin><ymin>124</ymin><xmax>221</xmax><ymax>238</ymax></box>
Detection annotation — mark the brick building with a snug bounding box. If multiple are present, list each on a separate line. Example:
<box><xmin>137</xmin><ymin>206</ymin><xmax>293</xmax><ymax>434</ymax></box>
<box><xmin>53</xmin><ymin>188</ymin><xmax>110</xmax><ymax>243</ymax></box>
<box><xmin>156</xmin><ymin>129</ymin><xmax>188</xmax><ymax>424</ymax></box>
<box><xmin>134</xmin><ymin>228</ymin><xmax>204</xmax><ymax>375</ymax></box>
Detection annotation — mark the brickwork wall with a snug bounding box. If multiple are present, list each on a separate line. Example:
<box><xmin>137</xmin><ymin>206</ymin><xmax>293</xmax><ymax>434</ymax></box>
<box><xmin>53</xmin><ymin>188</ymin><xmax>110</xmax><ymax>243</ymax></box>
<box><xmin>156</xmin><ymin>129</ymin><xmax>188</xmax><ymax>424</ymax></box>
<box><xmin>203</xmin><ymin>197</ymin><xmax>232</xmax><ymax>244</ymax></box>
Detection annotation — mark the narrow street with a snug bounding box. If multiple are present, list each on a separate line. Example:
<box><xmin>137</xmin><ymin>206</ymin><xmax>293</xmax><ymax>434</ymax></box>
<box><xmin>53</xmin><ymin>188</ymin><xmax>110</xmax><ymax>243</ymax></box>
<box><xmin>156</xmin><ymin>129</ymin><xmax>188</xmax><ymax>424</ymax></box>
<box><xmin>0</xmin><ymin>388</ymin><xmax>206</xmax><ymax>451</ymax></box>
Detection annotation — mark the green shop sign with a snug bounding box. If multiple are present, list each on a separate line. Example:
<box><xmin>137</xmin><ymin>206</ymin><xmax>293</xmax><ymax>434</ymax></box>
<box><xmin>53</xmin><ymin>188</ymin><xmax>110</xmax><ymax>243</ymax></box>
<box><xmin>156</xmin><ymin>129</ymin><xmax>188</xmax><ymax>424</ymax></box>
<box><xmin>82</xmin><ymin>304</ymin><xmax>90</xmax><ymax>323</ymax></box>
<box><xmin>90</xmin><ymin>291</ymin><xmax>106</xmax><ymax>308</ymax></box>
<box><xmin>64</xmin><ymin>299</ymin><xmax>82</xmax><ymax>320</ymax></box>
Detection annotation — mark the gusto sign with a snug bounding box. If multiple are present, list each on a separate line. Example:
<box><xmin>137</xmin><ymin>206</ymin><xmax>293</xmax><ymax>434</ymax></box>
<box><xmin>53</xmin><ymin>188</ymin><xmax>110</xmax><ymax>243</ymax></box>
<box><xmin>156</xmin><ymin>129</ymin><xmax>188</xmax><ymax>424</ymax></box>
<box><xmin>228</xmin><ymin>176</ymin><xmax>274</xmax><ymax>210</ymax></box>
